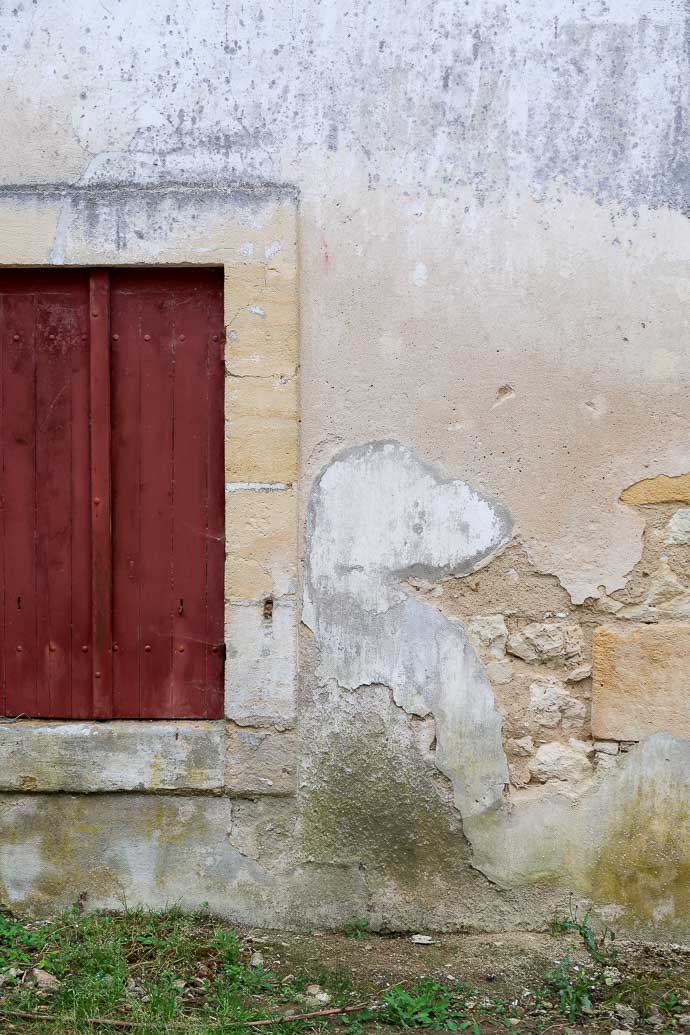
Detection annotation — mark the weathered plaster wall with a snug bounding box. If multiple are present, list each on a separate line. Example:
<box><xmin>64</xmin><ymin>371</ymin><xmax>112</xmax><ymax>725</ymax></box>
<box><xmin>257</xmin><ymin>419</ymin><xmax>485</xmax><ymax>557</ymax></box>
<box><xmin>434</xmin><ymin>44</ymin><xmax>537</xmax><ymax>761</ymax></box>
<box><xmin>1</xmin><ymin>0</ymin><xmax>690</xmax><ymax>936</ymax></box>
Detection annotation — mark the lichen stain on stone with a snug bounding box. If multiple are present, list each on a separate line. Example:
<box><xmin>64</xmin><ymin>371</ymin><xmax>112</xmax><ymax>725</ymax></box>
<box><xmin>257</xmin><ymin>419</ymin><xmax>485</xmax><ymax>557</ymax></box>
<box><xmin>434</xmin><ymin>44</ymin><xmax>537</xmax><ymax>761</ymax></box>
<box><xmin>2</xmin><ymin>801</ymin><xmax>116</xmax><ymax>913</ymax></box>
<box><xmin>0</xmin><ymin>795</ymin><xmax>226</xmax><ymax>915</ymax></box>
<box><xmin>590</xmin><ymin>786</ymin><xmax>690</xmax><ymax>923</ymax></box>
<box><xmin>620</xmin><ymin>472</ymin><xmax>690</xmax><ymax>506</ymax></box>
<box><xmin>149</xmin><ymin>753</ymin><xmax>163</xmax><ymax>790</ymax></box>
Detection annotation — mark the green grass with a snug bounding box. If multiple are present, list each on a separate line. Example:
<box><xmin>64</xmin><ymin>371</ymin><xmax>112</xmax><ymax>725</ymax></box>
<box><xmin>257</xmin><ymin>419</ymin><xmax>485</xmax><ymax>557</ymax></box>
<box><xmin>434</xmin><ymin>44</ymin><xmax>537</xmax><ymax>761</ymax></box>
<box><xmin>0</xmin><ymin>907</ymin><xmax>319</xmax><ymax>1034</ymax></box>
<box><xmin>0</xmin><ymin>907</ymin><xmax>687</xmax><ymax>1034</ymax></box>
<box><xmin>343</xmin><ymin>919</ymin><xmax>370</xmax><ymax>941</ymax></box>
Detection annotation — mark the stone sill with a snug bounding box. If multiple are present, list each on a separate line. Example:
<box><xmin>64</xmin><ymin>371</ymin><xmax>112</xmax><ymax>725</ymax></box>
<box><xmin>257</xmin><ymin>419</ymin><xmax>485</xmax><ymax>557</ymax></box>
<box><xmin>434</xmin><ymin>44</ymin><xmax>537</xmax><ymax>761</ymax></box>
<box><xmin>0</xmin><ymin>720</ymin><xmax>296</xmax><ymax>796</ymax></box>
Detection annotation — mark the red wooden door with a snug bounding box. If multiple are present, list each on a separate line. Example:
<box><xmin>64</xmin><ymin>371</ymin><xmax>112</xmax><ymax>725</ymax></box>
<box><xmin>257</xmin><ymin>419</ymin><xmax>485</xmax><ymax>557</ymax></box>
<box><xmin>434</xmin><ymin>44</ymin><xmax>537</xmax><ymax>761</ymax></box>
<box><xmin>0</xmin><ymin>268</ymin><xmax>224</xmax><ymax>719</ymax></box>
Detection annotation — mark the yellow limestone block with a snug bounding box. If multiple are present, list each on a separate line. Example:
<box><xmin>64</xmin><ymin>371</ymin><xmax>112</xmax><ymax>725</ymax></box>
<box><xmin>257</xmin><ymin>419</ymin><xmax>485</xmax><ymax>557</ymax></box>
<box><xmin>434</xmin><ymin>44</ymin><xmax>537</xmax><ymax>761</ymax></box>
<box><xmin>592</xmin><ymin>622</ymin><xmax>690</xmax><ymax>740</ymax></box>
<box><xmin>620</xmin><ymin>473</ymin><xmax>690</xmax><ymax>505</ymax></box>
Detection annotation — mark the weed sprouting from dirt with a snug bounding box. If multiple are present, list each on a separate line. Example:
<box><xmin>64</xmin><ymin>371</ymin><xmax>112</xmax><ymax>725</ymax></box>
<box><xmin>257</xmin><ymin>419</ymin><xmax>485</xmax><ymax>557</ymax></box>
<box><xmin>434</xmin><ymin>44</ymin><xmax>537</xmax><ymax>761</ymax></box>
<box><xmin>542</xmin><ymin>957</ymin><xmax>594</xmax><ymax>1021</ymax></box>
<box><xmin>344</xmin><ymin>919</ymin><xmax>370</xmax><ymax>941</ymax></box>
<box><xmin>549</xmin><ymin>895</ymin><xmax>617</xmax><ymax>964</ymax></box>
<box><xmin>366</xmin><ymin>979</ymin><xmax>481</xmax><ymax>1030</ymax></box>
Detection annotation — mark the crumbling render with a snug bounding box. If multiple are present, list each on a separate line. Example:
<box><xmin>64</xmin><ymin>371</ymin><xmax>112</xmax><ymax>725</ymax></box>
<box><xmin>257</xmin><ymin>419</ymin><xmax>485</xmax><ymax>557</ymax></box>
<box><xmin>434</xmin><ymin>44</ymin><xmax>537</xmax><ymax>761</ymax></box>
<box><xmin>304</xmin><ymin>443</ymin><xmax>690</xmax><ymax>921</ymax></box>
<box><xmin>303</xmin><ymin>440</ymin><xmax>514</xmax><ymax>819</ymax></box>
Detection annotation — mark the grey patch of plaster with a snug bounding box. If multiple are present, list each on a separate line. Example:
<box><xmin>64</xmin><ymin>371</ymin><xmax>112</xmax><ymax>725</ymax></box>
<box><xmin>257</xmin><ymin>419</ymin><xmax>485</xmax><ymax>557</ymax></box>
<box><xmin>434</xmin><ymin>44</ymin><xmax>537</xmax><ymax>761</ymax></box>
<box><xmin>303</xmin><ymin>441</ymin><xmax>513</xmax><ymax>818</ymax></box>
<box><xmin>27</xmin><ymin>184</ymin><xmax>292</xmax><ymax>264</ymax></box>
<box><xmin>6</xmin><ymin>4</ymin><xmax>690</xmax><ymax>214</ymax></box>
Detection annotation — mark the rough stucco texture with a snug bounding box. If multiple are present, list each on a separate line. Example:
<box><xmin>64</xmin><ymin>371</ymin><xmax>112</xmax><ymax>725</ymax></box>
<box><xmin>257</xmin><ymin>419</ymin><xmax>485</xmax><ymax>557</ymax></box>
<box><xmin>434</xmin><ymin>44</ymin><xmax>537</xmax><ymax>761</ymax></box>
<box><xmin>1</xmin><ymin>0</ymin><xmax>690</xmax><ymax>936</ymax></box>
<box><xmin>2</xmin><ymin>0</ymin><xmax>690</xmax><ymax>600</ymax></box>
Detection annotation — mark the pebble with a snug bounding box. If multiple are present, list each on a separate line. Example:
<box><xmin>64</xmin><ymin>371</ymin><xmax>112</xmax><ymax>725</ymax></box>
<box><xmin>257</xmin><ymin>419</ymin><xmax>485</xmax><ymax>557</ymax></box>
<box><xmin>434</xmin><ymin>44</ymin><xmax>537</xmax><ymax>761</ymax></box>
<box><xmin>31</xmin><ymin>969</ymin><xmax>61</xmax><ymax>990</ymax></box>
<box><xmin>249</xmin><ymin>951</ymin><xmax>264</xmax><ymax>967</ymax></box>
<box><xmin>304</xmin><ymin>983</ymin><xmax>332</xmax><ymax>1005</ymax></box>
<box><xmin>603</xmin><ymin>966</ymin><xmax>622</xmax><ymax>986</ymax></box>
<box><xmin>615</xmin><ymin>1003</ymin><xmax>639</xmax><ymax>1027</ymax></box>
<box><xmin>304</xmin><ymin>981</ymin><xmax>331</xmax><ymax>997</ymax></box>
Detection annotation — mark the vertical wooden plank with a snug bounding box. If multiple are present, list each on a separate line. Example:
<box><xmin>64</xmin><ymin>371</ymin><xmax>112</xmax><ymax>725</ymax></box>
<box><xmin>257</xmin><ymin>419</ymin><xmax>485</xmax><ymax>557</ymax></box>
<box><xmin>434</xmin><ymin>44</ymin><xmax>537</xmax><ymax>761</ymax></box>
<box><xmin>111</xmin><ymin>270</ymin><xmax>224</xmax><ymax>719</ymax></box>
<box><xmin>89</xmin><ymin>272</ymin><xmax>113</xmax><ymax>718</ymax></box>
<box><xmin>0</xmin><ymin>294</ymin><xmax>4</xmax><ymax>716</ymax></box>
<box><xmin>139</xmin><ymin>281</ymin><xmax>175</xmax><ymax>718</ymax></box>
<box><xmin>35</xmin><ymin>288</ymin><xmax>85</xmax><ymax>715</ymax></box>
<box><xmin>204</xmin><ymin>277</ymin><xmax>226</xmax><ymax>719</ymax></box>
<box><xmin>1</xmin><ymin>273</ymin><xmax>92</xmax><ymax>718</ymax></box>
<box><xmin>70</xmin><ymin>283</ymin><xmax>93</xmax><ymax>718</ymax></box>
<box><xmin>2</xmin><ymin>288</ymin><xmax>38</xmax><ymax>715</ymax></box>
<box><xmin>170</xmin><ymin>277</ymin><xmax>219</xmax><ymax>716</ymax></box>
<box><xmin>111</xmin><ymin>282</ymin><xmax>142</xmax><ymax>718</ymax></box>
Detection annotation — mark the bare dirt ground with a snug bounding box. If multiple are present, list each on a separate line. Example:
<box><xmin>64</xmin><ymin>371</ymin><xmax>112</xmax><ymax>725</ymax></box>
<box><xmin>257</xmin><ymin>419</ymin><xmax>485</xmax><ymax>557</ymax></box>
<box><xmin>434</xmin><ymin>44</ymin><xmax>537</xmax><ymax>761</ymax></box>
<box><xmin>247</xmin><ymin>928</ymin><xmax>588</xmax><ymax>992</ymax></box>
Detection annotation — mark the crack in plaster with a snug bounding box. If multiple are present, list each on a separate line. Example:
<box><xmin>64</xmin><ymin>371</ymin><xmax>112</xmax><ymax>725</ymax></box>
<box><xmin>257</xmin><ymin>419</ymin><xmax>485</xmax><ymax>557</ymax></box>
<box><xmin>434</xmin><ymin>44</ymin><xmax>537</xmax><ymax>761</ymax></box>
<box><xmin>303</xmin><ymin>440</ymin><xmax>514</xmax><ymax>820</ymax></box>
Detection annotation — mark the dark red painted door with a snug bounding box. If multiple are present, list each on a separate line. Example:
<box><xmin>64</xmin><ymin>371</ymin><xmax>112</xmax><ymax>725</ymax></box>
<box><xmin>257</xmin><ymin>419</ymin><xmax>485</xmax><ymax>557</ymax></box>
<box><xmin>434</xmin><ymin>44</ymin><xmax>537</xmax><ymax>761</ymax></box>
<box><xmin>0</xmin><ymin>268</ymin><xmax>224</xmax><ymax>719</ymax></box>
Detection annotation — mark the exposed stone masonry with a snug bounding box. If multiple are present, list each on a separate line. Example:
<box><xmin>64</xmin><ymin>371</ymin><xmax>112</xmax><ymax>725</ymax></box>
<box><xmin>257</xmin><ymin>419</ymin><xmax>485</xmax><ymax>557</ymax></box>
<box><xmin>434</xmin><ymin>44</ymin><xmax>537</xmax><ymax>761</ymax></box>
<box><xmin>426</xmin><ymin>488</ymin><xmax>690</xmax><ymax>794</ymax></box>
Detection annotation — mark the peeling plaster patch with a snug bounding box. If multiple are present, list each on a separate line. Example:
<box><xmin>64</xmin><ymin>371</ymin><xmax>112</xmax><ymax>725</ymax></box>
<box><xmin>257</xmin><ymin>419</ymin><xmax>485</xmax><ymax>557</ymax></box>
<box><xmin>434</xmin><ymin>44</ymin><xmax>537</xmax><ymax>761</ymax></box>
<box><xmin>303</xmin><ymin>441</ymin><xmax>513</xmax><ymax>818</ymax></box>
<box><xmin>620</xmin><ymin>472</ymin><xmax>690</xmax><ymax>506</ymax></box>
